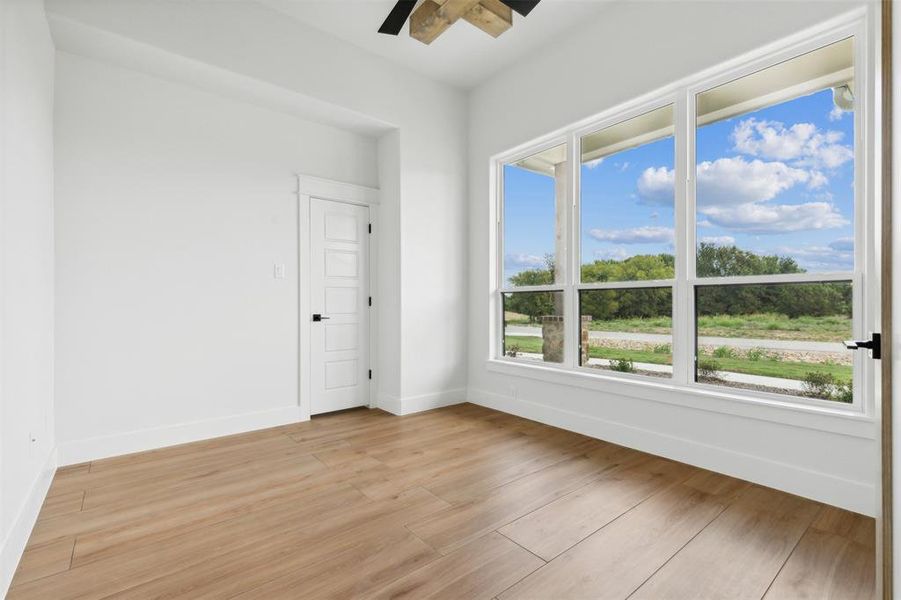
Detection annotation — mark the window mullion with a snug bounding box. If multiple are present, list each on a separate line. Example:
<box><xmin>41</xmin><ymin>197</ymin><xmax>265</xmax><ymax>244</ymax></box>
<box><xmin>563</xmin><ymin>134</ymin><xmax>579</xmax><ymax>369</ymax></box>
<box><xmin>672</xmin><ymin>90</ymin><xmax>693</xmax><ymax>386</ymax></box>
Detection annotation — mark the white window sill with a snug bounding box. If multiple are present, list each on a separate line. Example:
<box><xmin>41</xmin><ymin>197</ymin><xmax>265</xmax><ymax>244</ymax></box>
<box><xmin>485</xmin><ymin>358</ymin><xmax>876</xmax><ymax>440</ymax></box>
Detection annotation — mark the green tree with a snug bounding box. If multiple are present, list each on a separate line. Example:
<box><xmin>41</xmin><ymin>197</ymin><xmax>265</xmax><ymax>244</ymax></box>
<box><xmin>696</xmin><ymin>243</ymin><xmax>801</xmax><ymax>277</ymax></box>
<box><xmin>504</xmin><ymin>244</ymin><xmax>851</xmax><ymax>323</ymax></box>
<box><xmin>508</xmin><ymin>254</ymin><xmax>555</xmax><ymax>287</ymax></box>
<box><xmin>581</xmin><ymin>253</ymin><xmax>674</xmax><ymax>283</ymax></box>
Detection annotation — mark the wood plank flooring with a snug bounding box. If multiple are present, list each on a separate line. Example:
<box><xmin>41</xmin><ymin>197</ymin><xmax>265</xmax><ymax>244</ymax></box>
<box><xmin>8</xmin><ymin>403</ymin><xmax>875</xmax><ymax>599</ymax></box>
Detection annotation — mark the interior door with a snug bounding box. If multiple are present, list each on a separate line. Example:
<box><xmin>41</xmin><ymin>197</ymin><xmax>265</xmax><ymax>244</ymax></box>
<box><xmin>310</xmin><ymin>198</ymin><xmax>370</xmax><ymax>415</ymax></box>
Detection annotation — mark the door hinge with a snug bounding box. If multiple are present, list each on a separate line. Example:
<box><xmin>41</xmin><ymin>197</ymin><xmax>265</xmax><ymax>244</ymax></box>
<box><xmin>368</xmin><ymin>296</ymin><xmax>372</xmax><ymax>307</ymax></box>
<box><xmin>368</xmin><ymin>369</ymin><xmax>372</xmax><ymax>380</ymax></box>
<box><xmin>368</xmin><ymin>223</ymin><xmax>372</xmax><ymax>234</ymax></box>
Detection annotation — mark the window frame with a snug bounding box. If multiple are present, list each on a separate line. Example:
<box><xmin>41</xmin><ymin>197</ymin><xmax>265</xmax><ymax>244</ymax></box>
<box><xmin>572</xmin><ymin>98</ymin><xmax>678</xmax><ymax>381</ymax></box>
<box><xmin>490</xmin><ymin>11</ymin><xmax>876</xmax><ymax>423</ymax></box>
<box><xmin>497</xmin><ymin>135</ymin><xmax>571</xmax><ymax>366</ymax></box>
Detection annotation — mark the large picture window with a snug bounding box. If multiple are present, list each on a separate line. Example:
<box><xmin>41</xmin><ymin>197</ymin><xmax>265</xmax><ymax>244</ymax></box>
<box><xmin>495</xmin><ymin>28</ymin><xmax>867</xmax><ymax>412</ymax></box>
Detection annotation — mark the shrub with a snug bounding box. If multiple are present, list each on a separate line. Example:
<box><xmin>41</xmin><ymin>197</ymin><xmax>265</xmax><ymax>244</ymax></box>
<box><xmin>653</xmin><ymin>343</ymin><xmax>671</xmax><ymax>354</ymax></box>
<box><xmin>697</xmin><ymin>359</ymin><xmax>722</xmax><ymax>380</ymax></box>
<box><xmin>802</xmin><ymin>372</ymin><xmax>835</xmax><ymax>398</ymax></box>
<box><xmin>746</xmin><ymin>347</ymin><xmax>765</xmax><ymax>362</ymax></box>
<box><xmin>505</xmin><ymin>344</ymin><xmax>520</xmax><ymax>358</ymax></box>
<box><xmin>833</xmin><ymin>381</ymin><xmax>853</xmax><ymax>403</ymax></box>
<box><xmin>609</xmin><ymin>358</ymin><xmax>635</xmax><ymax>373</ymax></box>
<box><xmin>801</xmin><ymin>372</ymin><xmax>854</xmax><ymax>402</ymax></box>
<box><xmin>712</xmin><ymin>346</ymin><xmax>736</xmax><ymax>359</ymax></box>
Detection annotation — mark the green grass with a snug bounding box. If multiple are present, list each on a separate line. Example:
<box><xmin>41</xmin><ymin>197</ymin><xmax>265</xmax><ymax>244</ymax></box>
<box><xmin>581</xmin><ymin>313</ymin><xmax>850</xmax><ymax>342</ymax></box>
<box><xmin>503</xmin><ymin>335</ymin><xmax>852</xmax><ymax>383</ymax></box>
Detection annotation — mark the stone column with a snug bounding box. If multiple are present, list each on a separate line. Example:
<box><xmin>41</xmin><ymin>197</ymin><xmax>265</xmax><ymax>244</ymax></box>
<box><xmin>541</xmin><ymin>315</ymin><xmax>564</xmax><ymax>363</ymax></box>
<box><xmin>580</xmin><ymin>315</ymin><xmax>592</xmax><ymax>366</ymax></box>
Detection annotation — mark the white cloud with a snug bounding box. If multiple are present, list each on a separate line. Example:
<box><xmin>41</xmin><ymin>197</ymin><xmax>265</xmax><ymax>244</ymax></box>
<box><xmin>584</xmin><ymin>157</ymin><xmax>604</xmax><ymax>169</ymax></box>
<box><xmin>505</xmin><ymin>253</ymin><xmax>546</xmax><ymax>269</ymax></box>
<box><xmin>594</xmin><ymin>247</ymin><xmax>630</xmax><ymax>260</ymax></box>
<box><xmin>635</xmin><ymin>157</ymin><xmax>848</xmax><ymax>234</ymax></box>
<box><xmin>829</xmin><ymin>106</ymin><xmax>849</xmax><ymax>121</ymax></box>
<box><xmin>829</xmin><ymin>237</ymin><xmax>854</xmax><ymax>252</ymax></box>
<box><xmin>640</xmin><ymin>157</ymin><xmax>817</xmax><ymax>207</ymax></box>
<box><xmin>774</xmin><ymin>244</ymin><xmax>853</xmax><ymax>271</ymax></box>
<box><xmin>808</xmin><ymin>170</ymin><xmax>828</xmax><ymax>189</ymax></box>
<box><xmin>700</xmin><ymin>236</ymin><xmax>736</xmax><ymax>246</ymax></box>
<box><xmin>812</xmin><ymin>143</ymin><xmax>855</xmax><ymax>170</ymax></box>
<box><xmin>696</xmin><ymin>157</ymin><xmax>812</xmax><ymax>206</ymax></box>
<box><xmin>616</xmin><ymin>161</ymin><xmax>630</xmax><ymax>172</ymax></box>
<box><xmin>700</xmin><ymin>201</ymin><xmax>848</xmax><ymax>233</ymax></box>
<box><xmin>636</xmin><ymin>166</ymin><xmax>675</xmax><ymax>205</ymax></box>
<box><xmin>588</xmin><ymin>226</ymin><xmax>674</xmax><ymax>244</ymax></box>
<box><xmin>732</xmin><ymin>118</ymin><xmax>852</xmax><ymax>170</ymax></box>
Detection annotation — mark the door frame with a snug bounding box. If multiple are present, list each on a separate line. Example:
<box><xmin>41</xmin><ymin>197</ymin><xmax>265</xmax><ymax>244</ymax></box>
<box><xmin>881</xmin><ymin>1</ymin><xmax>893</xmax><ymax>596</ymax></box>
<box><xmin>297</xmin><ymin>174</ymin><xmax>380</xmax><ymax>421</ymax></box>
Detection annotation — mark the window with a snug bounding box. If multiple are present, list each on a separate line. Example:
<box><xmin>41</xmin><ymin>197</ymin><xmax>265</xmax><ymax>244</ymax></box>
<box><xmin>695</xmin><ymin>39</ymin><xmax>855</xmax><ymax>278</ymax></box>
<box><xmin>502</xmin><ymin>143</ymin><xmax>567</xmax><ymax>287</ymax></box>
<box><xmin>692</xmin><ymin>38</ymin><xmax>856</xmax><ymax>403</ymax></box>
<box><xmin>500</xmin><ymin>143</ymin><xmax>569</xmax><ymax>365</ymax></box>
<box><xmin>580</xmin><ymin>105</ymin><xmax>675</xmax><ymax>283</ymax></box>
<box><xmin>578</xmin><ymin>105</ymin><xmax>675</xmax><ymax>379</ymax></box>
<box><xmin>578</xmin><ymin>288</ymin><xmax>673</xmax><ymax>377</ymax></box>
<box><xmin>695</xmin><ymin>281</ymin><xmax>853</xmax><ymax>402</ymax></box>
<box><xmin>502</xmin><ymin>291</ymin><xmax>565</xmax><ymax>363</ymax></box>
<box><xmin>494</xmin><ymin>26</ymin><xmax>868</xmax><ymax>413</ymax></box>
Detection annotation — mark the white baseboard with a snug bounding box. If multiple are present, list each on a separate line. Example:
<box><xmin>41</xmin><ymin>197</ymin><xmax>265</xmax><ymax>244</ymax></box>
<box><xmin>1</xmin><ymin>448</ymin><xmax>57</xmax><ymax>597</ymax></box>
<box><xmin>468</xmin><ymin>388</ymin><xmax>875</xmax><ymax>516</ymax></box>
<box><xmin>377</xmin><ymin>388</ymin><xmax>465</xmax><ymax>416</ymax></box>
<box><xmin>377</xmin><ymin>393</ymin><xmax>403</xmax><ymax>415</ymax></box>
<box><xmin>57</xmin><ymin>406</ymin><xmax>306</xmax><ymax>466</ymax></box>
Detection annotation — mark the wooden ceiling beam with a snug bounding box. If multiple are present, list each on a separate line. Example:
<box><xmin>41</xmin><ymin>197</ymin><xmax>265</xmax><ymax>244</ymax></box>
<box><xmin>463</xmin><ymin>0</ymin><xmax>512</xmax><ymax>38</ymax></box>
<box><xmin>410</xmin><ymin>0</ymin><xmax>480</xmax><ymax>44</ymax></box>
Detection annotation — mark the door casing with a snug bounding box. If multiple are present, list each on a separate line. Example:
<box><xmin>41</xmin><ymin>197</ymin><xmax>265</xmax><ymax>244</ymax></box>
<box><xmin>297</xmin><ymin>175</ymin><xmax>379</xmax><ymax>421</ymax></box>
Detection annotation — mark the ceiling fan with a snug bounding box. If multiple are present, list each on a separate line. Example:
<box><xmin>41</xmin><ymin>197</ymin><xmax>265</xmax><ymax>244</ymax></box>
<box><xmin>378</xmin><ymin>0</ymin><xmax>541</xmax><ymax>45</ymax></box>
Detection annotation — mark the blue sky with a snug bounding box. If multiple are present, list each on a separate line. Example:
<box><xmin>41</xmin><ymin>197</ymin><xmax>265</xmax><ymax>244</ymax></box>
<box><xmin>503</xmin><ymin>88</ymin><xmax>855</xmax><ymax>284</ymax></box>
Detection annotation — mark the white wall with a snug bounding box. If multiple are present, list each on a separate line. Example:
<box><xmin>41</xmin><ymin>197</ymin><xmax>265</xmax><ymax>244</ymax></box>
<box><xmin>0</xmin><ymin>0</ymin><xmax>56</xmax><ymax>594</ymax></box>
<box><xmin>54</xmin><ymin>52</ymin><xmax>379</xmax><ymax>461</ymax></box>
<box><xmin>467</xmin><ymin>0</ymin><xmax>878</xmax><ymax>515</ymax></box>
<box><xmin>47</xmin><ymin>0</ymin><xmax>469</xmax><ymax>416</ymax></box>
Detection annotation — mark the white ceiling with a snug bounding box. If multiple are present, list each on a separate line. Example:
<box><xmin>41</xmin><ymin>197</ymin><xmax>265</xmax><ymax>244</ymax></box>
<box><xmin>256</xmin><ymin>0</ymin><xmax>615</xmax><ymax>89</ymax></box>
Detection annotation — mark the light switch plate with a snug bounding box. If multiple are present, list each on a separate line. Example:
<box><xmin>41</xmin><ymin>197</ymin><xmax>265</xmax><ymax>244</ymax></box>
<box><xmin>274</xmin><ymin>263</ymin><xmax>286</xmax><ymax>279</ymax></box>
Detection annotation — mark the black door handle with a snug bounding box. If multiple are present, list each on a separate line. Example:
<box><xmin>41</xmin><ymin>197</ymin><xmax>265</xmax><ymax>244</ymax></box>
<box><xmin>844</xmin><ymin>333</ymin><xmax>881</xmax><ymax>359</ymax></box>
<box><xmin>312</xmin><ymin>314</ymin><xmax>331</xmax><ymax>322</ymax></box>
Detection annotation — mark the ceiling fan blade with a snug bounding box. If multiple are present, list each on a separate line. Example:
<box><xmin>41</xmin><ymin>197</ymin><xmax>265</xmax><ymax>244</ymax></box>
<box><xmin>498</xmin><ymin>0</ymin><xmax>540</xmax><ymax>17</ymax></box>
<box><xmin>378</xmin><ymin>0</ymin><xmax>417</xmax><ymax>35</ymax></box>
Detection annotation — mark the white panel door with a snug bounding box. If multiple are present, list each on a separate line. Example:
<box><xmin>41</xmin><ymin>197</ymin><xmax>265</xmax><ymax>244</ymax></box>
<box><xmin>310</xmin><ymin>198</ymin><xmax>370</xmax><ymax>415</ymax></box>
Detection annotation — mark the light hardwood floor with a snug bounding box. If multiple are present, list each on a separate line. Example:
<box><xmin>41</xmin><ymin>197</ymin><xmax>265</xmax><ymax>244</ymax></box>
<box><xmin>8</xmin><ymin>403</ymin><xmax>875</xmax><ymax>599</ymax></box>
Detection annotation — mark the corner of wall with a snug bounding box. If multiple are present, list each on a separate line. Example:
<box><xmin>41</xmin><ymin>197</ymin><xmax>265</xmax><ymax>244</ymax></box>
<box><xmin>377</xmin><ymin>388</ymin><xmax>466</xmax><ymax>416</ymax></box>
<box><xmin>0</xmin><ymin>448</ymin><xmax>57</xmax><ymax>597</ymax></box>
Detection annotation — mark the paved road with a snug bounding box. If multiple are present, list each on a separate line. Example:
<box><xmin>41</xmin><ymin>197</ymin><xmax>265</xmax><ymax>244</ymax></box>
<box><xmin>505</xmin><ymin>326</ymin><xmax>846</xmax><ymax>353</ymax></box>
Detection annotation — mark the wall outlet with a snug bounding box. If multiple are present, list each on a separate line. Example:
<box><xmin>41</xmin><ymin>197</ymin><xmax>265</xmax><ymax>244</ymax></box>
<box><xmin>273</xmin><ymin>263</ymin><xmax>286</xmax><ymax>279</ymax></box>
